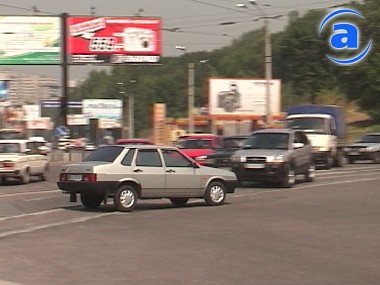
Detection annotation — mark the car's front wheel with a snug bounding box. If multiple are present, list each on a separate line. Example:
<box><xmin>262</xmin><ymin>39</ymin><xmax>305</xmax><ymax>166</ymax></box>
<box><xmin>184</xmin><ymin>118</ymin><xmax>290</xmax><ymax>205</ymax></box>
<box><xmin>372</xmin><ymin>152</ymin><xmax>380</xmax><ymax>164</ymax></box>
<box><xmin>20</xmin><ymin>169</ymin><xmax>30</xmax><ymax>184</ymax></box>
<box><xmin>170</xmin><ymin>198</ymin><xmax>189</xmax><ymax>206</ymax></box>
<box><xmin>204</xmin><ymin>181</ymin><xmax>226</xmax><ymax>206</ymax></box>
<box><xmin>80</xmin><ymin>193</ymin><xmax>103</xmax><ymax>209</ymax></box>
<box><xmin>114</xmin><ymin>185</ymin><xmax>137</xmax><ymax>212</ymax></box>
<box><xmin>305</xmin><ymin>161</ymin><xmax>316</xmax><ymax>182</ymax></box>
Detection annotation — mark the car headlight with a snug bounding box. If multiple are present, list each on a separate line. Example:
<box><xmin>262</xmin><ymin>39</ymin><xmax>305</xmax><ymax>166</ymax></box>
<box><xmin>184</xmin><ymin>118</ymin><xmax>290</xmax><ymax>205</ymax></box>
<box><xmin>313</xmin><ymin>146</ymin><xmax>328</xmax><ymax>152</ymax></box>
<box><xmin>203</xmin><ymin>157</ymin><xmax>215</xmax><ymax>164</ymax></box>
<box><xmin>365</xmin><ymin>146</ymin><xmax>375</xmax><ymax>152</ymax></box>
<box><xmin>231</xmin><ymin>155</ymin><xmax>246</xmax><ymax>163</ymax></box>
<box><xmin>195</xmin><ymin>155</ymin><xmax>207</xmax><ymax>161</ymax></box>
<box><xmin>267</xmin><ymin>154</ymin><xmax>285</xmax><ymax>163</ymax></box>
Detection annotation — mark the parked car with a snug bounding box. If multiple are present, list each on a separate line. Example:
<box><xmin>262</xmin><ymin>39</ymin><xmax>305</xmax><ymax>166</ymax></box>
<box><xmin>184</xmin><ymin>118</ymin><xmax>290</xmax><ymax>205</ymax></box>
<box><xmin>176</xmin><ymin>134</ymin><xmax>221</xmax><ymax>165</ymax></box>
<box><xmin>231</xmin><ymin>129</ymin><xmax>315</xmax><ymax>188</ymax></box>
<box><xmin>0</xmin><ymin>139</ymin><xmax>49</xmax><ymax>183</ymax></box>
<box><xmin>204</xmin><ymin>135</ymin><xmax>248</xmax><ymax>170</ymax></box>
<box><xmin>57</xmin><ymin>144</ymin><xmax>237</xmax><ymax>212</ymax></box>
<box><xmin>343</xmin><ymin>133</ymin><xmax>380</xmax><ymax>164</ymax></box>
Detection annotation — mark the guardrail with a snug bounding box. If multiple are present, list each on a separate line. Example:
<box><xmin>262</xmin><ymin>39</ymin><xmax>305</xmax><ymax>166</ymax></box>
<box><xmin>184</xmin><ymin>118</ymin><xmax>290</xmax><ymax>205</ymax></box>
<box><xmin>49</xmin><ymin>149</ymin><xmax>89</xmax><ymax>162</ymax></box>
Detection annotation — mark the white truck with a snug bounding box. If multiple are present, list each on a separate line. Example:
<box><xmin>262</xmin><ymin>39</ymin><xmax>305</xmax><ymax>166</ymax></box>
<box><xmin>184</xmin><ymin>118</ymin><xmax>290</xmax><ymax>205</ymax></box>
<box><xmin>286</xmin><ymin>105</ymin><xmax>346</xmax><ymax>169</ymax></box>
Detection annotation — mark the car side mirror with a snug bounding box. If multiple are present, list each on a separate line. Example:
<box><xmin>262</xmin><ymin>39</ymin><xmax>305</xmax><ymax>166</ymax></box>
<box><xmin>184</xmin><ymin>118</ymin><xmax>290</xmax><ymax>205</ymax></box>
<box><xmin>293</xmin><ymin>142</ymin><xmax>304</xmax><ymax>149</ymax></box>
<box><xmin>192</xmin><ymin>161</ymin><xmax>200</xmax><ymax>168</ymax></box>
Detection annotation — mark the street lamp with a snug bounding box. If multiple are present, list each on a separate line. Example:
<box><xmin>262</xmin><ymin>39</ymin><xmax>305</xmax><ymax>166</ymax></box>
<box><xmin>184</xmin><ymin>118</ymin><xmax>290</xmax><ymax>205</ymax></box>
<box><xmin>237</xmin><ymin>0</ymin><xmax>272</xmax><ymax>124</ymax></box>
<box><xmin>175</xmin><ymin>46</ymin><xmax>195</xmax><ymax>134</ymax></box>
<box><xmin>117</xmin><ymin>81</ymin><xmax>135</xmax><ymax>139</ymax></box>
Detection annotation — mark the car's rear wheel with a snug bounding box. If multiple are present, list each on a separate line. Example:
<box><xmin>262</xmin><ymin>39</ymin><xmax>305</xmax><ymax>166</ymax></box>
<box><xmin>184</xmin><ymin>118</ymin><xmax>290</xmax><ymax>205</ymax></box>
<box><xmin>170</xmin><ymin>198</ymin><xmax>189</xmax><ymax>206</ymax></box>
<box><xmin>204</xmin><ymin>181</ymin><xmax>226</xmax><ymax>206</ymax></box>
<box><xmin>281</xmin><ymin>164</ymin><xmax>295</xmax><ymax>188</ymax></box>
<box><xmin>305</xmin><ymin>161</ymin><xmax>315</xmax><ymax>182</ymax></box>
<box><xmin>40</xmin><ymin>165</ymin><xmax>48</xmax><ymax>181</ymax></box>
<box><xmin>80</xmin><ymin>193</ymin><xmax>103</xmax><ymax>209</ymax></box>
<box><xmin>114</xmin><ymin>185</ymin><xmax>137</xmax><ymax>212</ymax></box>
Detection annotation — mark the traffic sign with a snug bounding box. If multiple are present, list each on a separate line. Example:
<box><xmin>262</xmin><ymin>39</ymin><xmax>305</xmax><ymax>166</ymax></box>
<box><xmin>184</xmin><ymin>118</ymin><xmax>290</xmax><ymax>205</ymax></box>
<box><xmin>54</xmin><ymin>125</ymin><xmax>70</xmax><ymax>137</ymax></box>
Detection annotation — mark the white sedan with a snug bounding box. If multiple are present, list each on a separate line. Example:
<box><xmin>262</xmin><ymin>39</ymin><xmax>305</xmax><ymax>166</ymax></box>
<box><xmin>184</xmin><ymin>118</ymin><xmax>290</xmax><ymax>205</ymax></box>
<box><xmin>0</xmin><ymin>139</ymin><xmax>49</xmax><ymax>184</ymax></box>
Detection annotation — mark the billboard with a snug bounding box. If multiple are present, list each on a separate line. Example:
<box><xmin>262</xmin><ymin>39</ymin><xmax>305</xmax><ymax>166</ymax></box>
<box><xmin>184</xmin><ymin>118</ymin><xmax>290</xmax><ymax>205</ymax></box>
<box><xmin>67</xmin><ymin>17</ymin><xmax>161</xmax><ymax>64</ymax></box>
<box><xmin>0</xmin><ymin>16</ymin><xmax>60</xmax><ymax>65</ymax></box>
<box><xmin>23</xmin><ymin>104</ymin><xmax>41</xmax><ymax>120</ymax></box>
<box><xmin>82</xmin><ymin>99</ymin><xmax>122</xmax><ymax>120</ymax></box>
<box><xmin>209</xmin><ymin>79</ymin><xmax>281</xmax><ymax>118</ymax></box>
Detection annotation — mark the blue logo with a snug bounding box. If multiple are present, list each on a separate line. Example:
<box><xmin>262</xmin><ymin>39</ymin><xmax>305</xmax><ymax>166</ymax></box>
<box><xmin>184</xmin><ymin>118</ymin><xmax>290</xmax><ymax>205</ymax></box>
<box><xmin>319</xmin><ymin>8</ymin><xmax>372</xmax><ymax>65</ymax></box>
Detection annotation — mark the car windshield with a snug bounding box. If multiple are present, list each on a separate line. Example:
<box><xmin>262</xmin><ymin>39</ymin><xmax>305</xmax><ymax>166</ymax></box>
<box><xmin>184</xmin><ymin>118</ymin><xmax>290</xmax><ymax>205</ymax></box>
<box><xmin>287</xmin><ymin>118</ymin><xmax>328</xmax><ymax>134</ymax></box>
<box><xmin>243</xmin><ymin>133</ymin><xmax>289</xmax><ymax>150</ymax></box>
<box><xmin>221</xmin><ymin>137</ymin><xmax>246</xmax><ymax>149</ymax></box>
<box><xmin>83</xmin><ymin>146</ymin><xmax>124</xmax><ymax>162</ymax></box>
<box><xmin>177</xmin><ymin>139</ymin><xmax>212</xmax><ymax>149</ymax></box>
<box><xmin>0</xmin><ymin>143</ymin><xmax>21</xmax><ymax>154</ymax></box>
<box><xmin>358</xmin><ymin>135</ymin><xmax>380</xmax><ymax>143</ymax></box>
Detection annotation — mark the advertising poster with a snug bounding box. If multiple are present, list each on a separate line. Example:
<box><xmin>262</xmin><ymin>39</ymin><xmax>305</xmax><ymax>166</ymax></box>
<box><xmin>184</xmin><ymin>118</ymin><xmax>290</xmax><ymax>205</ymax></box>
<box><xmin>0</xmin><ymin>16</ymin><xmax>60</xmax><ymax>65</ymax></box>
<box><xmin>67</xmin><ymin>17</ymin><xmax>161</xmax><ymax>64</ymax></box>
<box><xmin>82</xmin><ymin>99</ymin><xmax>122</xmax><ymax>120</ymax></box>
<box><xmin>23</xmin><ymin>104</ymin><xmax>41</xmax><ymax>120</ymax></box>
<box><xmin>209</xmin><ymin>78</ymin><xmax>281</xmax><ymax>118</ymax></box>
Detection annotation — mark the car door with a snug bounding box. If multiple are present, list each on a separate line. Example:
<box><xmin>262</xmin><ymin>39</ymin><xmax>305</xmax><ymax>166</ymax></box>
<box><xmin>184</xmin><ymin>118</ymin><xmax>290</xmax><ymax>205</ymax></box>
<box><xmin>132</xmin><ymin>149</ymin><xmax>166</xmax><ymax>198</ymax></box>
<box><xmin>161</xmin><ymin>149</ymin><xmax>202</xmax><ymax>196</ymax></box>
<box><xmin>294</xmin><ymin>131</ymin><xmax>310</xmax><ymax>169</ymax></box>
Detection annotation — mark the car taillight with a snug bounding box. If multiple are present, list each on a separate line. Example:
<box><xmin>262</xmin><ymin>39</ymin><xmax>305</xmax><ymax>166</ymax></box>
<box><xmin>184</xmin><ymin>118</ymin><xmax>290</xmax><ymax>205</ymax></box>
<box><xmin>59</xmin><ymin>173</ymin><xmax>68</xmax><ymax>181</ymax></box>
<box><xmin>82</xmin><ymin>173</ymin><xmax>97</xmax><ymax>182</ymax></box>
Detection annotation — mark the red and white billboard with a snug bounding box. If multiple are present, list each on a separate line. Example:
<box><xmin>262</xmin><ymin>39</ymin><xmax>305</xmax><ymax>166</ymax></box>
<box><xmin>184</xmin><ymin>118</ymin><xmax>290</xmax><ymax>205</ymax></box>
<box><xmin>67</xmin><ymin>17</ymin><xmax>161</xmax><ymax>64</ymax></box>
<box><xmin>209</xmin><ymin>78</ymin><xmax>281</xmax><ymax>119</ymax></box>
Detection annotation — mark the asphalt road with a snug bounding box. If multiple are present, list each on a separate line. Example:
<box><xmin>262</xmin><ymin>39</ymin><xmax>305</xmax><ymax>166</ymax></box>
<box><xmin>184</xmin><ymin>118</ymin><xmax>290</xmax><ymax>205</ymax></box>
<box><xmin>0</xmin><ymin>162</ymin><xmax>379</xmax><ymax>285</ymax></box>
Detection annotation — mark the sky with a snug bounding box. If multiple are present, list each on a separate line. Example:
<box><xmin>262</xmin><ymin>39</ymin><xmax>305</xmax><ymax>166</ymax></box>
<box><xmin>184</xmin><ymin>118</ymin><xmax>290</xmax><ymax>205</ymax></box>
<box><xmin>0</xmin><ymin>0</ymin><xmax>351</xmax><ymax>82</ymax></box>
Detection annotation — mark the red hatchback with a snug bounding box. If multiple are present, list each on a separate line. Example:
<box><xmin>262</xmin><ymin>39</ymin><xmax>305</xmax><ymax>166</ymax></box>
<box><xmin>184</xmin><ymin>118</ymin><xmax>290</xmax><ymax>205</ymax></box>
<box><xmin>176</xmin><ymin>134</ymin><xmax>221</xmax><ymax>165</ymax></box>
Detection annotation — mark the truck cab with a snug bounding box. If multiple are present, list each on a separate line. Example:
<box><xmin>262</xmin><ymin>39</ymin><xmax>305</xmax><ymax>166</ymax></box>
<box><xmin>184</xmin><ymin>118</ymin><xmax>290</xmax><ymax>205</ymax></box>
<box><xmin>286</xmin><ymin>105</ymin><xmax>346</xmax><ymax>169</ymax></box>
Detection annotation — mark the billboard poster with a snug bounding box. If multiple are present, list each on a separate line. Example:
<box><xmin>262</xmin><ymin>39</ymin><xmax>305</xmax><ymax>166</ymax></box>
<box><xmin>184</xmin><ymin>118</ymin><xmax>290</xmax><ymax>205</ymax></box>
<box><xmin>209</xmin><ymin>78</ymin><xmax>281</xmax><ymax>117</ymax></box>
<box><xmin>0</xmin><ymin>80</ymin><xmax>9</xmax><ymax>100</ymax></box>
<box><xmin>67</xmin><ymin>17</ymin><xmax>161</xmax><ymax>64</ymax></box>
<box><xmin>23</xmin><ymin>104</ymin><xmax>41</xmax><ymax>120</ymax></box>
<box><xmin>0</xmin><ymin>16</ymin><xmax>60</xmax><ymax>65</ymax></box>
<box><xmin>82</xmin><ymin>99</ymin><xmax>122</xmax><ymax>120</ymax></box>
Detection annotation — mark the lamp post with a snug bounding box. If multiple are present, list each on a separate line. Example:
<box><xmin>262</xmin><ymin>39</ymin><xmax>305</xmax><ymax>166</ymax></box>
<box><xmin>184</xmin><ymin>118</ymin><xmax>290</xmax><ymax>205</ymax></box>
<box><xmin>176</xmin><ymin>45</ymin><xmax>195</xmax><ymax>134</ymax></box>
<box><xmin>118</xmin><ymin>81</ymin><xmax>135</xmax><ymax>139</ymax></box>
<box><xmin>237</xmin><ymin>0</ymin><xmax>272</xmax><ymax>124</ymax></box>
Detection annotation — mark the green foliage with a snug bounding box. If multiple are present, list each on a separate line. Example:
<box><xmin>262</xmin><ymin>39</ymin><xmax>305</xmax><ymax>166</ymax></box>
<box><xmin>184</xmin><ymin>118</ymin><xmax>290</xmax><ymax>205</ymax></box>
<box><xmin>70</xmin><ymin>0</ymin><xmax>380</xmax><ymax>134</ymax></box>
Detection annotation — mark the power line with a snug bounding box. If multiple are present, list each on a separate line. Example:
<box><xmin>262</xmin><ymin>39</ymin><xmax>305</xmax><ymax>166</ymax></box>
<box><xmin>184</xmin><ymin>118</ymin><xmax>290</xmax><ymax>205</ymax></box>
<box><xmin>0</xmin><ymin>3</ymin><xmax>54</xmax><ymax>14</ymax></box>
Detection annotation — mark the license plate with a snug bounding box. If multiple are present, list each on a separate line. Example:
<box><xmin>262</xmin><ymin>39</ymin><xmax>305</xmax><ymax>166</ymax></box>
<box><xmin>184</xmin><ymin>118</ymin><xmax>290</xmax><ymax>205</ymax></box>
<box><xmin>68</xmin><ymin>174</ymin><xmax>82</xmax><ymax>181</ymax></box>
<box><xmin>349</xmin><ymin>151</ymin><xmax>359</xmax><ymax>155</ymax></box>
<box><xmin>245</xmin><ymin>163</ymin><xmax>265</xmax><ymax>169</ymax></box>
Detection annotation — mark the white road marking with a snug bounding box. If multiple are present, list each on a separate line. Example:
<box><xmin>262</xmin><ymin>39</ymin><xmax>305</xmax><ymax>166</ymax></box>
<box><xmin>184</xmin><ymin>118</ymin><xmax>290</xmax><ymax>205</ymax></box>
<box><xmin>0</xmin><ymin>208</ymin><xmax>66</xmax><ymax>222</ymax></box>
<box><xmin>0</xmin><ymin>190</ymin><xmax>60</xmax><ymax>198</ymax></box>
<box><xmin>0</xmin><ymin>212</ymin><xmax>116</xmax><ymax>239</ymax></box>
<box><xmin>233</xmin><ymin>176</ymin><xmax>380</xmax><ymax>198</ymax></box>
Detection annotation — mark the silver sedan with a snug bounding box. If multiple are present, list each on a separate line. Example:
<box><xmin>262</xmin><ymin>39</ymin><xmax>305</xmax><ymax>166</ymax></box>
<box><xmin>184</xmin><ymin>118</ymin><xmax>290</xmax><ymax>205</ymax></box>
<box><xmin>57</xmin><ymin>144</ymin><xmax>237</xmax><ymax>212</ymax></box>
